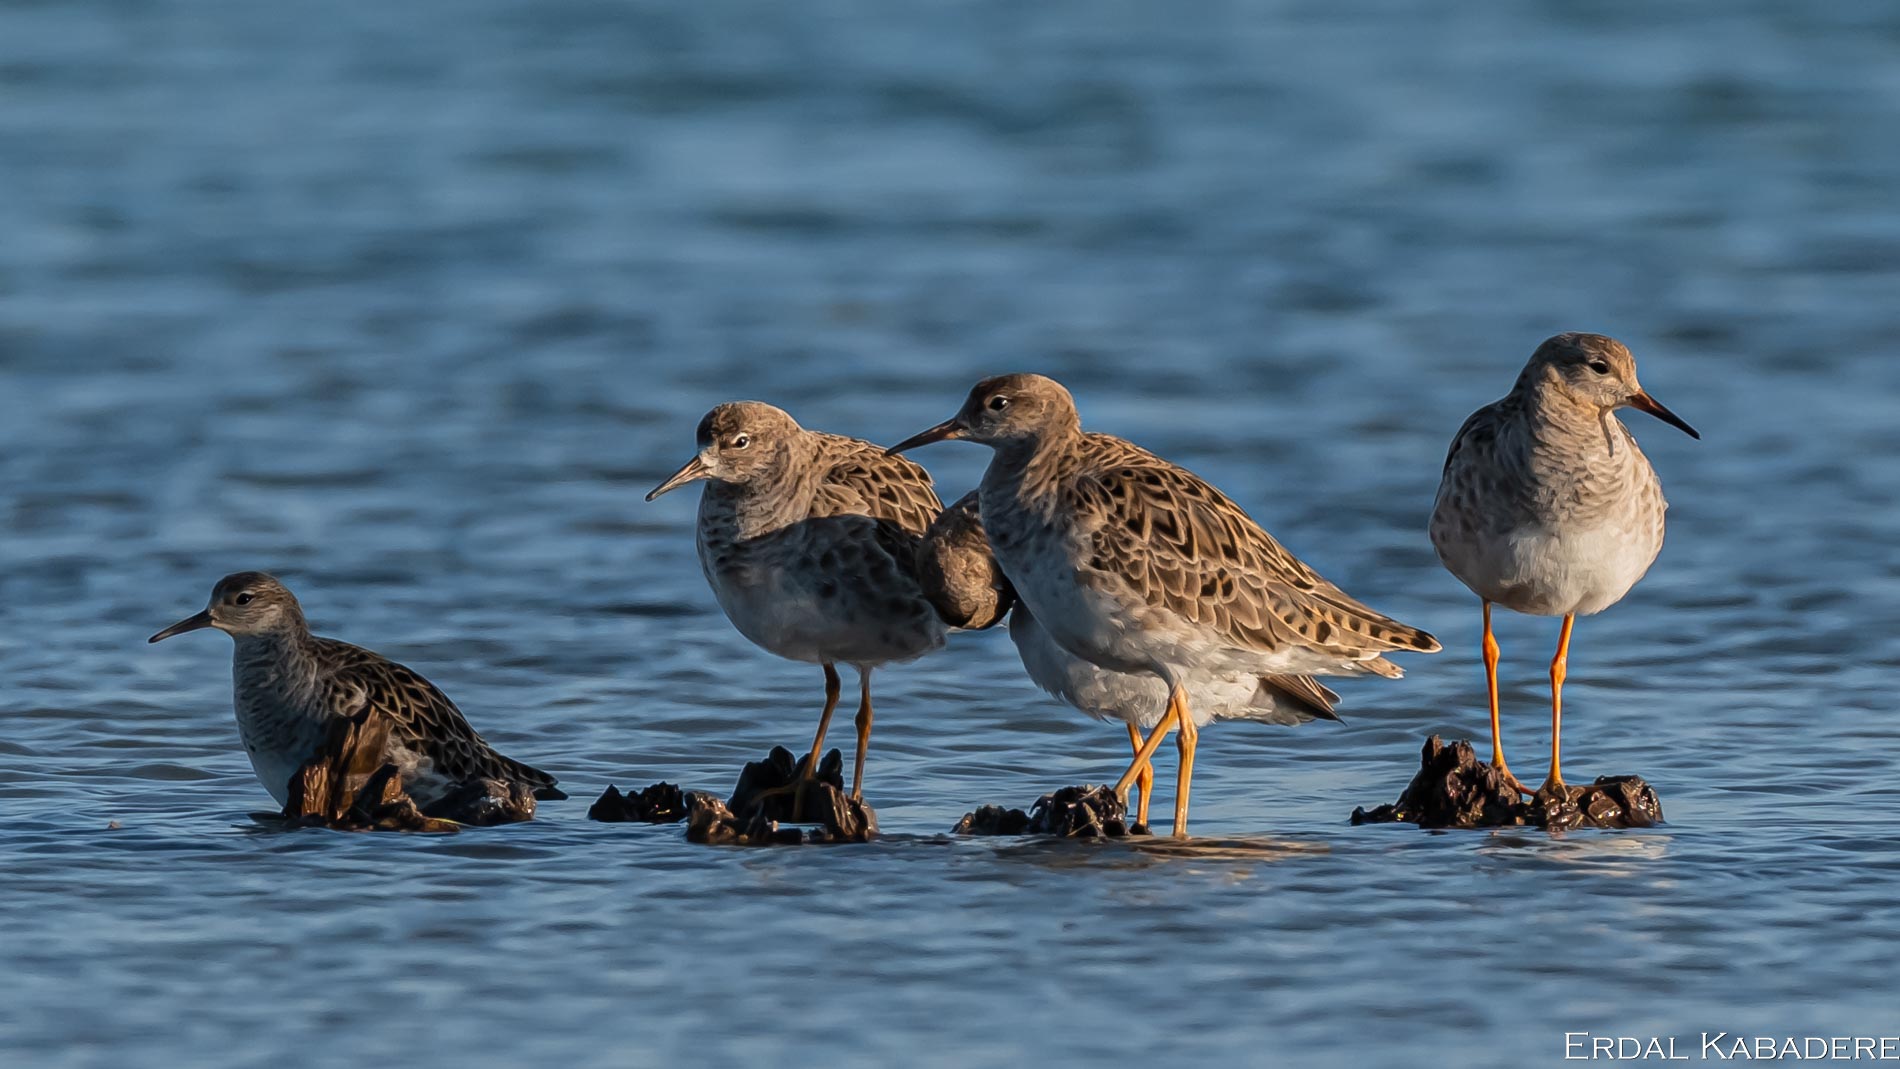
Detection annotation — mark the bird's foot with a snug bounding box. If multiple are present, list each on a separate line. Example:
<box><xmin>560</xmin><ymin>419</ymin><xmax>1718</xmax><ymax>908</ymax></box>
<box><xmin>1535</xmin><ymin>776</ymin><xmax>1571</xmax><ymax>800</ymax></box>
<box><xmin>747</xmin><ymin>774</ymin><xmax>815</xmax><ymax>821</ymax></box>
<box><xmin>1493</xmin><ymin>763</ymin><xmax>1537</xmax><ymax>796</ymax></box>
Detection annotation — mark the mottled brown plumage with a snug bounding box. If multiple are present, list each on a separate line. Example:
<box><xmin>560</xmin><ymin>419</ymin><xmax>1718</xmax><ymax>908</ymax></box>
<box><xmin>647</xmin><ymin>401</ymin><xmax>950</xmax><ymax>802</ymax></box>
<box><xmin>891</xmin><ymin>373</ymin><xmax>1437</xmax><ymax>835</ymax></box>
<box><xmin>1432</xmin><ymin>333</ymin><xmax>1691</xmax><ymax>617</ymax></box>
<box><xmin>299</xmin><ymin>637</ymin><xmax>563</xmax><ymax>799</ymax></box>
<box><xmin>1058</xmin><ymin>431</ymin><xmax>1442</xmax><ymax>664</ymax></box>
<box><xmin>914</xmin><ymin>491</ymin><xmax>1016</xmax><ymax>630</ymax></box>
<box><xmin>149</xmin><ymin>572</ymin><xmax>562</xmax><ymax>809</ymax></box>
<box><xmin>1430</xmin><ymin>332</ymin><xmax>1698</xmax><ymax>795</ymax></box>
<box><xmin>914</xmin><ymin>489</ymin><xmax>1345</xmax><ymax>724</ymax></box>
<box><xmin>808</xmin><ymin>432</ymin><xmax>944</xmax><ymax>538</ymax></box>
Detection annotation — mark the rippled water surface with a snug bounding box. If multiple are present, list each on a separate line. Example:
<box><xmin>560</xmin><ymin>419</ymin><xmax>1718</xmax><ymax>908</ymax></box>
<box><xmin>4</xmin><ymin>2</ymin><xmax>1899</xmax><ymax>1065</ymax></box>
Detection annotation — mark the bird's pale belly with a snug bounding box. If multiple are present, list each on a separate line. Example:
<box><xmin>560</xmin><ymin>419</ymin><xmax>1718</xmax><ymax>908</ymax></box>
<box><xmin>244</xmin><ymin>747</ymin><xmax>305</xmax><ymax>808</ymax></box>
<box><xmin>712</xmin><ymin>575</ymin><xmax>942</xmax><ymax>666</ymax></box>
<box><xmin>1002</xmin><ymin>562</ymin><xmax>1125</xmax><ymax>664</ymax></box>
<box><xmin>1450</xmin><ymin>521</ymin><xmax>1663</xmax><ymax>617</ymax></box>
<box><xmin>240</xmin><ymin>712</ymin><xmax>443</xmax><ymax>808</ymax></box>
<box><xmin>233</xmin><ymin>701</ymin><xmax>329</xmax><ymax>807</ymax></box>
<box><xmin>1010</xmin><ymin>610</ymin><xmax>1267</xmax><ymax>729</ymax></box>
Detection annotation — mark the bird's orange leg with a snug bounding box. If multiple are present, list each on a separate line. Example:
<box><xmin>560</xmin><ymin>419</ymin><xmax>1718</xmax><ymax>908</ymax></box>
<box><xmin>804</xmin><ymin>663</ymin><xmax>843</xmax><ymax>780</ymax></box>
<box><xmin>850</xmin><ymin>668</ymin><xmax>874</xmax><ymax>801</ymax></box>
<box><xmin>1113</xmin><ymin>702</ymin><xmax>1178</xmax><ymax>800</ymax></box>
<box><xmin>1483</xmin><ymin>601</ymin><xmax>1534</xmax><ymax>796</ymax></box>
<box><xmin>1539</xmin><ymin>615</ymin><xmax>1575</xmax><ymax>797</ymax></box>
<box><xmin>1171</xmin><ymin>687</ymin><xmax>1198</xmax><ymax>838</ymax></box>
<box><xmin>753</xmin><ymin>663</ymin><xmax>843</xmax><ymax>819</ymax></box>
<box><xmin>1125</xmin><ymin>722</ymin><xmax>1155</xmax><ymax>826</ymax></box>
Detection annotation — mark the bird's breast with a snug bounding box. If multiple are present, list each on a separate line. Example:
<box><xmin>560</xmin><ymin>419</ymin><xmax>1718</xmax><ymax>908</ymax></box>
<box><xmin>1456</xmin><ymin>518</ymin><xmax>1665</xmax><ymax>617</ymax></box>
<box><xmin>230</xmin><ymin>666</ymin><xmax>336</xmax><ymax>806</ymax></box>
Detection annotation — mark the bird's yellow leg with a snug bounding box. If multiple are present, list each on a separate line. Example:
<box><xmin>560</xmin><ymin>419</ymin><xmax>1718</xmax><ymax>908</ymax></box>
<box><xmin>1171</xmin><ymin>687</ymin><xmax>1198</xmax><ymax>838</ymax></box>
<box><xmin>1113</xmin><ymin>702</ymin><xmax>1178</xmax><ymax>799</ymax></box>
<box><xmin>1126</xmin><ymin>722</ymin><xmax>1154</xmax><ymax>827</ymax></box>
<box><xmin>1540</xmin><ymin>615</ymin><xmax>1574</xmax><ymax>797</ymax></box>
<box><xmin>849</xmin><ymin>668</ymin><xmax>873</xmax><ymax>802</ymax></box>
<box><xmin>1483</xmin><ymin>601</ymin><xmax>1534</xmax><ymax>796</ymax></box>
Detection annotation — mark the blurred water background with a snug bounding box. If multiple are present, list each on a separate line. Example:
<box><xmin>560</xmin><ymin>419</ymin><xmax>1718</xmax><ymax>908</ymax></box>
<box><xmin>3</xmin><ymin>1</ymin><xmax>1898</xmax><ymax>1065</ymax></box>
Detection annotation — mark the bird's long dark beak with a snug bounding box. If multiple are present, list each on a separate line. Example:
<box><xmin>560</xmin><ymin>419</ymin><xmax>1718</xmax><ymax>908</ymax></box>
<box><xmin>148</xmin><ymin>610</ymin><xmax>214</xmax><ymax>644</ymax></box>
<box><xmin>886</xmin><ymin>418</ymin><xmax>965</xmax><ymax>456</ymax></box>
<box><xmin>1627</xmin><ymin>390</ymin><xmax>1700</xmax><ymax>440</ymax></box>
<box><xmin>645</xmin><ymin>455</ymin><xmax>710</xmax><ymax>501</ymax></box>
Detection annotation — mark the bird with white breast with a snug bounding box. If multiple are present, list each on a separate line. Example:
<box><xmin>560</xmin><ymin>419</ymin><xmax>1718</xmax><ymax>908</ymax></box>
<box><xmin>1430</xmin><ymin>332</ymin><xmax>1699</xmax><ymax>797</ymax></box>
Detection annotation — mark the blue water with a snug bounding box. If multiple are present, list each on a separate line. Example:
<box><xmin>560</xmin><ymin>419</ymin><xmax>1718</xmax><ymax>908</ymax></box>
<box><xmin>3</xmin><ymin>2</ymin><xmax>1899</xmax><ymax>1066</ymax></box>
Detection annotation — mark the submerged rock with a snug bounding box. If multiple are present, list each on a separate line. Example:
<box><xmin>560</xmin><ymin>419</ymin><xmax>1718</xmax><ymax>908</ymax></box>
<box><xmin>686</xmin><ymin>746</ymin><xmax>877</xmax><ymax>844</ymax></box>
<box><xmin>953</xmin><ymin>805</ymin><xmax>1033</xmax><ymax>836</ymax></box>
<box><xmin>587</xmin><ymin>782</ymin><xmax>689</xmax><ymax>824</ymax></box>
<box><xmin>1351</xmin><ymin>735</ymin><xmax>1663</xmax><ymax>831</ymax></box>
<box><xmin>423</xmin><ymin>778</ymin><xmax>538</xmax><ymax>827</ymax></box>
<box><xmin>953</xmin><ymin>785</ymin><xmax>1150</xmax><ymax>838</ymax></box>
<box><xmin>1524</xmin><ymin>773</ymin><xmax>1664</xmax><ymax>830</ymax></box>
<box><xmin>588</xmin><ymin>746</ymin><xmax>877</xmax><ymax>844</ymax></box>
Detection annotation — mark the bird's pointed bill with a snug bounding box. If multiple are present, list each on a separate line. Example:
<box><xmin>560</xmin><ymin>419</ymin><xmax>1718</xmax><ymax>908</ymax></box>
<box><xmin>646</xmin><ymin>455</ymin><xmax>711</xmax><ymax>500</ymax></box>
<box><xmin>148</xmin><ymin>610</ymin><xmax>214</xmax><ymax>643</ymax></box>
<box><xmin>885</xmin><ymin>418</ymin><xmax>964</xmax><ymax>455</ymax></box>
<box><xmin>1627</xmin><ymin>391</ymin><xmax>1700</xmax><ymax>439</ymax></box>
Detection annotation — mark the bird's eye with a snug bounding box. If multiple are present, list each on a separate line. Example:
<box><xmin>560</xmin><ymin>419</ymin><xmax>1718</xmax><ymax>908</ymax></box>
<box><xmin>987</xmin><ymin>395</ymin><xmax>1010</xmax><ymax>412</ymax></box>
<box><xmin>1588</xmin><ymin>360</ymin><xmax>1611</xmax><ymax>375</ymax></box>
<box><xmin>731</xmin><ymin>434</ymin><xmax>750</xmax><ymax>450</ymax></box>
<box><xmin>234</xmin><ymin>593</ymin><xmax>255</xmax><ymax>606</ymax></box>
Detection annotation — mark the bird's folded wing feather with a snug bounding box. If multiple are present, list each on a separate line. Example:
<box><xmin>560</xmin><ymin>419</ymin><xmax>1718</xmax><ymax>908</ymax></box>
<box><xmin>323</xmin><ymin>640</ymin><xmax>562</xmax><ymax>795</ymax></box>
<box><xmin>1072</xmin><ymin>436</ymin><xmax>1440</xmax><ymax>659</ymax></box>
<box><xmin>1261</xmin><ymin>673</ymin><xmax>1344</xmax><ymax>721</ymax></box>
<box><xmin>809</xmin><ymin>434</ymin><xmax>944</xmax><ymax>537</ymax></box>
<box><xmin>1442</xmin><ymin>403</ymin><xmax>1501</xmax><ymax>474</ymax></box>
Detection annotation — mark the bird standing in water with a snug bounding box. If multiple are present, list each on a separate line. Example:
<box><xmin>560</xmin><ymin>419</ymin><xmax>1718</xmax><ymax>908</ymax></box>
<box><xmin>915</xmin><ymin>491</ymin><xmax>1342</xmax><ymax>828</ymax></box>
<box><xmin>647</xmin><ymin>402</ymin><xmax>948</xmax><ymax>805</ymax></box>
<box><xmin>1430</xmin><ymin>332</ymin><xmax>1698</xmax><ymax>796</ymax></box>
<box><xmin>892</xmin><ymin>374</ymin><xmax>1438</xmax><ymax>836</ymax></box>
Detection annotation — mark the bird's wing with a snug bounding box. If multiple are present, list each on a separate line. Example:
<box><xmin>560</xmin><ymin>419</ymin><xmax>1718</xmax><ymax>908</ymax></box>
<box><xmin>320</xmin><ymin>640</ymin><xmax>564</xmax><ymax>800</ymax></box>
<box><xmin>1071</xmin><ymin>435</ymin><xmax>1440</xmax><ymax>661</ymax></box>
<box><xmin>1441</xmin><ymin>401</ymin><xmax>1503</xmax><ymax>475</ymax></box>
<box><xmin>1259</xmin><ymin>674</ymin><xmax>1344</xmax><ymax>722</ymax></box>
<box><xmin>915</xmin><ymin>490</ymin><xmax>1015</xmax><ymax>630</ymax></box>
<box><xmin>809</xmin><ymin>433</ymin><xmax>944</xmax><ymax>537</ymax></box>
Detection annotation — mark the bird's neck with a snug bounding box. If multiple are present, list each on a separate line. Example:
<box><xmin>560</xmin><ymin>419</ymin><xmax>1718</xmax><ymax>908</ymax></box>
<box><xmin>1513</xmin><ymin>369</ymin><xmax>1613</xmax><ymax>442</ymax></box>
<box><xmin>700</xmin><ymin>446</ymin><xmax>821</xmax><ymax>543</ymax></box>
<box><xmin>981</xmin><ymin>429</ymin><xmax>1079</xmax><ymax>524</ymax></box>
<box><xmin>1000</xmin><ymin>420</ymin><xmax>1082</xmax><ymax>473</ymax></box>
<box><xmin>232</xmin><ymin>626</ymin><xmax>321</xmax><ymax>692</ymax></box>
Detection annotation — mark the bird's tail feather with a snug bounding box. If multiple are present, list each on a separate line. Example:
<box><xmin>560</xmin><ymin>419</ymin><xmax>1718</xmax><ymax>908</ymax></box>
<box><xmin>1260</xmin><ymin>674</ymin><xmax>1344</xmax><ymax>722</ymax></box>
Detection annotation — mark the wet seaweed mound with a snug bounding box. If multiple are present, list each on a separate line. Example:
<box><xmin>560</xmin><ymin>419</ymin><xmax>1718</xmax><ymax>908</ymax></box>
<box><xmin>1351</xmin><ymin>735</ymin><xmax>1663</xmax><ymax>831</ymax></box>
<box><xmin>953</xmin><ymin>785</ymin><xmax>1150</xmax><ymax>839</ymax></box>
<box><xmin>586</xmin><ymin>746</ymin><xmax>877</xmax><ymax>845</ymax></box>
<box><xmin>587</xmin><ymin>781</ymin><xmax>689</xmax><ymax>823</ymax></box>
